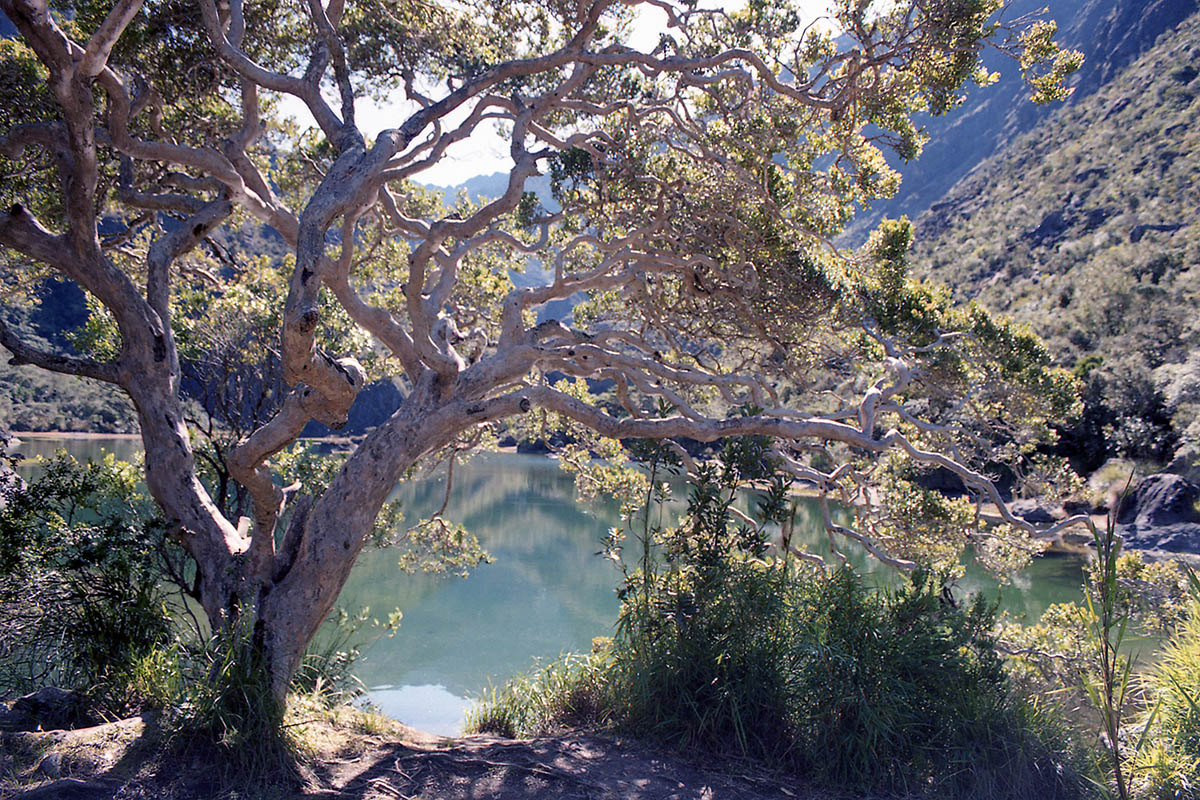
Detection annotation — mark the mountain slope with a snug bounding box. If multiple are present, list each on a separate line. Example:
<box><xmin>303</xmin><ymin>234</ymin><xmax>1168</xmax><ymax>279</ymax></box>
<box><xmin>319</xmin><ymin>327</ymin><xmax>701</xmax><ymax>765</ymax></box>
<box><xmin>843</xmin><ymin>0</ymin><xmax>1199</xmax><ymax>243</ymax></box>
<box><xmin>911</xmin><ymin>9</ymin><xmax>1200</xmax><ymax>462</ymax></box>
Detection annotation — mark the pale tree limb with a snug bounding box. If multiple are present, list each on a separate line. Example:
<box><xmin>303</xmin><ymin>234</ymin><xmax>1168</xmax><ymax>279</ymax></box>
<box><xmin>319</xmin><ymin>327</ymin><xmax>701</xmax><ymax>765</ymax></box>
<box><xmin>0</xmin><ymin>317</ymin><xmax>120</xmax><ymax>383</ymax></box>
<box><xmin>146</xmin><ymin>199</ymin><xmax>234</xmax><ymax>320</ymax></box>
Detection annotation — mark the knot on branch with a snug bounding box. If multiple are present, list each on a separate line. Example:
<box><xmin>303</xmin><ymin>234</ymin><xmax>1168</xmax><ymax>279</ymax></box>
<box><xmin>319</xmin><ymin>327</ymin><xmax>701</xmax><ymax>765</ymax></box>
<box><xmin>298</xmin><ymin>306</ymin><xmax>320</xmax><ymax>334</ymax></box>
<box><xmin>295</xmin><ymin>356</ymin><xmax>366</xmax><ymax>428</ymax></box>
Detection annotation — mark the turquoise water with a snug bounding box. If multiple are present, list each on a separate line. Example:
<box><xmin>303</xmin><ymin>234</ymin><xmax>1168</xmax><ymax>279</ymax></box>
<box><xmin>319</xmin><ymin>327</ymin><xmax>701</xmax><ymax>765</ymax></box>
<box><xmin>9</xmin><ymin>436</ymin><xmax>1085</xmax><ymax>735</ymax></box>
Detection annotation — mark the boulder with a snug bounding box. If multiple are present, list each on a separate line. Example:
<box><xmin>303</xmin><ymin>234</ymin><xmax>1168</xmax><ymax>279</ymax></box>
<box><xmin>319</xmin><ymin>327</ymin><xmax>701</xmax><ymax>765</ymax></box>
<box><xmin>1027</xmin><ymin>209</ymin><xmax>1068</xmax><ymax>246</ymax></box>
<box><xmin>8</xmin><ymin>688</ymin><xmax>94</xmax><ymax>731</ymax></box>
<box><xmin>37</xmin><ymin>752</ymin><xmax>64</xmax><ymax>778</ymax></box>
<box><xmin>1115</xmin><ymin>473</ymin><xmax>1200</xmax><ymax>527</ymax></box>
<box><xmin>1116</xmin><ymin>473</ymin><xmax>1200</xmax><ymax>554</ymax></box>
<box><xmin>1118</xmin><ymin>523</ymin><xmax>1200</xmax><ymax>554</ymax></box>
<box><xmin>1166</xmin><ymin>446</ymin><xmax>1200</xmax><ymax>485</ymax></box>
<box><xmin>1063</xmin><ymin>498</ymin><xmax>1097</xmax><ymax>516</ymax></box>
<box><xmin>1009</xmin><ymin>498</ymin><xmax>1057</xmax><ymax>525</ymax></box>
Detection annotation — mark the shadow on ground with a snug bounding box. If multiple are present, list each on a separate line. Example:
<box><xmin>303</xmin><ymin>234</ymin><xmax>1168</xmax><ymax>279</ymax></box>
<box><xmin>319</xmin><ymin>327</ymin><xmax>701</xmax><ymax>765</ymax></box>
<box><xmin>4</xmin><ymin>716</ymin><xmax>833</xmax><ymax>800</ymax></box>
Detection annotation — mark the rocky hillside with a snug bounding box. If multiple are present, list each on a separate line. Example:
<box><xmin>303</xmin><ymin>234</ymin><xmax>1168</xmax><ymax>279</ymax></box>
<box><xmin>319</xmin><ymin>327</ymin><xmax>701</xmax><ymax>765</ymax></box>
<box><xmin>910</xmin><ymin>9</ymin><xmax>1200</xmax><ymax>470</ymax></box>
<box><xmin>844</xmin><ymin>0</ymin><xmax>1199</xmax><ymax>243</ymax></box>
<box><xmin>0</xmin><ymin>283</ymin><xmax>137</xmax><ymax>434</ymax></box>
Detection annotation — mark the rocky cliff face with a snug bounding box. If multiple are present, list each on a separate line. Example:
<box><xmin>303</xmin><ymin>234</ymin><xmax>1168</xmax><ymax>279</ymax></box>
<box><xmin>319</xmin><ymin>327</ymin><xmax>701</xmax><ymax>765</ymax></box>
<box><xmin>843</xmin><ymin>0</ymin><xmax>1200</xmax><ymax>243</ymax></box>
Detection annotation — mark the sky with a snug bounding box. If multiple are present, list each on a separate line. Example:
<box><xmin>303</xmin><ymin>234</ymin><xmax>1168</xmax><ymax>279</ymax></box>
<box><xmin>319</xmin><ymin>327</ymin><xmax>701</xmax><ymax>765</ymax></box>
<box><xmin>280</xmin><ymin>1</ymin><xmax>833</xmax><ymax>187</ymax></box>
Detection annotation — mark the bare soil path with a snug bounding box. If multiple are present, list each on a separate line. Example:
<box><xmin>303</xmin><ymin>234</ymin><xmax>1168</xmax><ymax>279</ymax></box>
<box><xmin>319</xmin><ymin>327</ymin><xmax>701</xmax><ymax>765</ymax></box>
<box><xmin>2</xmin><ymin>711</ymin><xmax>845</xmax><ymax>800</ymax></box>
<box><xmin>312</xmin><ymin>731</ymin><xmax>822</xmax><ymax>800</ymax></box>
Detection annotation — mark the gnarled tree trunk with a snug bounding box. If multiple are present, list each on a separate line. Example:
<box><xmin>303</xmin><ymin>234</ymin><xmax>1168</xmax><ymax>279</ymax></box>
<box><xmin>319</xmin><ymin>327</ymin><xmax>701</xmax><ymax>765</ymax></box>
<box><xmin>0</xmin><ymin>0</ymin><xmax>1086</xmax><ymax>704</ymax></box>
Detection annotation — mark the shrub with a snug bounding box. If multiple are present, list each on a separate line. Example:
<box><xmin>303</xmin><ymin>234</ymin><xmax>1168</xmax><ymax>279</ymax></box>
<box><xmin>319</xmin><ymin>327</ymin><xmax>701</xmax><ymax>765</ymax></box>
<box><xmin>1131</xmin><ymin>599</ymin><xmax>1200</xmax><ymax>799</ymax></box>
<box><xmin>471</xmin><ymin>443</ymin><xmax>1091</xmax><ymax>797</ymax></box>
<box><xmin>0</xmin><ymin>449</ymin><xmax>173</xmax><ymax>704</ymax></box>
<box><xmin>467</xmin><ymin>653</ymin><xmax>611</xmax><ymax>739</ymax></box>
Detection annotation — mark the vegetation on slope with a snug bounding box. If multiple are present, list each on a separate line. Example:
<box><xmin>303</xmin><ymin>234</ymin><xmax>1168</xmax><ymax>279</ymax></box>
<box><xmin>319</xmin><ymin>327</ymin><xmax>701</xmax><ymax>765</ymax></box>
<box><xmin>912</xmin><ymin>10</ymin><xmax>1200</xmax><ymax>471</ymax></box>
<box><xmin>845</xmin><ymin>0</ymin><xmax>1199</xmax><ymax>244</ymax></box>
<box><xmin>0</xmin><ymin>282</ymin><xmax>136</xmax><ymax>434</ymax></box>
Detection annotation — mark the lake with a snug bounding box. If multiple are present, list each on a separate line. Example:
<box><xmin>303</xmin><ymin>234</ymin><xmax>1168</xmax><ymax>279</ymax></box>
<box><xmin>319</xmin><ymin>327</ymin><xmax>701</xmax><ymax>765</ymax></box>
<box><xmin>8</xmin><ymin>435</ymin><xmax>1085</xmax><ymax>735</ymax></box>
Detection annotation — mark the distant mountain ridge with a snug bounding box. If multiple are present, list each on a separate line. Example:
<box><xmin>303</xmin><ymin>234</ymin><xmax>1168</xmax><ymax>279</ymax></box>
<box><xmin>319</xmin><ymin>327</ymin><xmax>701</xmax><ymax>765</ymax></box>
<box><xmin>422</xmin><ymin>172</ymin><xmax>553</xmax><ymax>209</ymax></box>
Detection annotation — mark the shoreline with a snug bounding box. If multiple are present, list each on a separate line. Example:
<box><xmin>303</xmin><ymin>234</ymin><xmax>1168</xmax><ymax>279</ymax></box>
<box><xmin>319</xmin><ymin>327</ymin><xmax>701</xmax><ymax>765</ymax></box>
<box><xmin>8</xmin><ymin>430</ymin><xmax>143</xmax><ymax>440</ymax></box>
<box><xmin>7</xmin><ymin>431</ymin><xmax>1195</xmax><ymax>564</ymax></box>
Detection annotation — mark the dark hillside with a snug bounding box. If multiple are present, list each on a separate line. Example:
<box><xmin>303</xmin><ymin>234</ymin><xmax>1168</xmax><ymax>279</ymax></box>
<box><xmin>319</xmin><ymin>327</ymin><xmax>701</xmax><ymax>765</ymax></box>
<box><xmin>0</xmin><ymin>284</ymin><xmax>137</xmax><ymax>434</ymax></box>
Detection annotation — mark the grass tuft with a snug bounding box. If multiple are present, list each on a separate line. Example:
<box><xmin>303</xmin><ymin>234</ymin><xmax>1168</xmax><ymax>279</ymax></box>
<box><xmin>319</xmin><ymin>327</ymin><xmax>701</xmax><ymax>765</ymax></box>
<box><xmin>466</xmin><ymin>653</ymin><xmax>611</xmax><ymax>738</ymax></box>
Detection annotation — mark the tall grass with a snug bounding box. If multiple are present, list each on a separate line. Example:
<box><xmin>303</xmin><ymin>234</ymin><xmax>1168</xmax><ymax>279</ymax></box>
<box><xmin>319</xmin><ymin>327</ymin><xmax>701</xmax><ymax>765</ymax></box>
<box><xmin>119</xmin><ymin>618</ymin><xmax>297</xmax><ymax>787</ymax></box>
<box><xmin>470</xmin><ymin>439</ymin><xmax>1092</xmax><ymax>797</ymax></box>
<box><xmin>1130</xmin><ymin>597</ymin><xmax>1200</xmax><ymax>799</ymax></box>
<box><xmin>466</xmin><ymin>653</ymin><xmax>611</xmax><ymax>738</ymax></box>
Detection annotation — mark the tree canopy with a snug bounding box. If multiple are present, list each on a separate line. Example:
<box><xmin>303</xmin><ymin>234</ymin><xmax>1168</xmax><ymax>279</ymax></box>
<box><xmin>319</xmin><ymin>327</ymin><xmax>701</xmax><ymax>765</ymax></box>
<box><xmin>0</xmin><ymin>0</ymin><xmax>1083</xmax><ymax>695</ymax></box>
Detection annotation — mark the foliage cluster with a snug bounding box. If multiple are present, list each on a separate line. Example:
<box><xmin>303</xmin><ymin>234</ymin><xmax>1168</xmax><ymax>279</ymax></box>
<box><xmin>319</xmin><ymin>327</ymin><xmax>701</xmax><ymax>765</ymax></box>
<box><xmin>0</xmin><ymin>447</ymin><xmax>172</xmax><ymax>701</ymax></box>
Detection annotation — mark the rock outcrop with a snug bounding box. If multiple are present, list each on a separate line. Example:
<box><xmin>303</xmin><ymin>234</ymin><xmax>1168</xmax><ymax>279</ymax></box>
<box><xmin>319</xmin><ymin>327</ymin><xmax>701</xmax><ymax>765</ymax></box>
<box><xmin>0</xmin><ymin>688</ymin><xmax>96</xmax><ymax>732</ymax></box>
<box><xmin>1117</xmin><ymin>473</ymin><xmax>1200</xmax><ymax>552</ymax></box>
<box><xmin>1010</xmin><ymin>498</ymin><xmax>1058</xmax><ymax>524</ymax></box>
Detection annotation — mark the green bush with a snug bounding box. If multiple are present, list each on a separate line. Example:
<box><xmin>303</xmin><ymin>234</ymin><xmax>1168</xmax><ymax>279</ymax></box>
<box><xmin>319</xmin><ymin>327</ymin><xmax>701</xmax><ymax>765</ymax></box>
<box><xmin>473</xmin><ymin>563</ymin><xmax>1088</xmax><ymax>797</ymax></box>
<box><xmin>467</xmin><ymin>652</ymin><xmax>611</xmax><ymax>739</ymax></box>
<box><xmin>1132</xmin><ymin>599</ymin><xmax>1200</xmax><ymax>799</ymax></box>
<box><xmin>616</xmin><ymin>562</ymin><xmax>1087</xmax><ymax>797</ymax></box>
<box><xmin>0</xmin><ymin>449</ymin><xmax>173</xmax><ymax>704</ymax></box>
<box><xmin>470</xmin><ymin>444</ymin><xmax>1091</xmax><ymax>797</ymax></box>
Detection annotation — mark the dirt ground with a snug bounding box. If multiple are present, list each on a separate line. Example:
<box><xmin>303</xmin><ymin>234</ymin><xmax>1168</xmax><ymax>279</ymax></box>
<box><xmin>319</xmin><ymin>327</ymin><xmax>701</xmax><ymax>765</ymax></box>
<box><xmin>1</xmin><ymin>709</ymin><xmax>850</xmax><ymax>800</ymax></box>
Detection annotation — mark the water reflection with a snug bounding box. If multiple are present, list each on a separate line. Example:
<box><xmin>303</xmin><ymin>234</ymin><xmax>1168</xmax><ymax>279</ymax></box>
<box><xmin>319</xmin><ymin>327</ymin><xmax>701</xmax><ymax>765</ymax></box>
<box><xmin>9</xmin><ymin>434</ymin><xmax>144</xmax><ymax>476</ymax></box>
<box><xmin>339</xmin><ymin>454</ymin><xmax>624</xmax><ymax>733</ymax></box>
<box><xmin>368</xmin><ymin>684</ymin><xmax>472</xmax><ymax>735</ymax></box>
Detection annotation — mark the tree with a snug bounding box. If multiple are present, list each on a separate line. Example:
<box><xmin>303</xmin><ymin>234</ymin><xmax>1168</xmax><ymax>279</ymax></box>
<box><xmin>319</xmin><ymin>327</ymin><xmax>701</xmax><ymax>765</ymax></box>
<box><xmin>0</xmin><ymin>0</ymin><xmax>1084</xmax><ymax>699</ymax></box>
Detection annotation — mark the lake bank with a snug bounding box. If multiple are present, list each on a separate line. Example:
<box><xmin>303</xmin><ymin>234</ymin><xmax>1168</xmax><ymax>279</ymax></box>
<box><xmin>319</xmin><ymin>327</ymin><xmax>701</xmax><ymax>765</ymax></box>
<box><xmin>8</xmin><ymin>437</ymin><xmax>1092</xmax><ymax>737</ymax></box>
